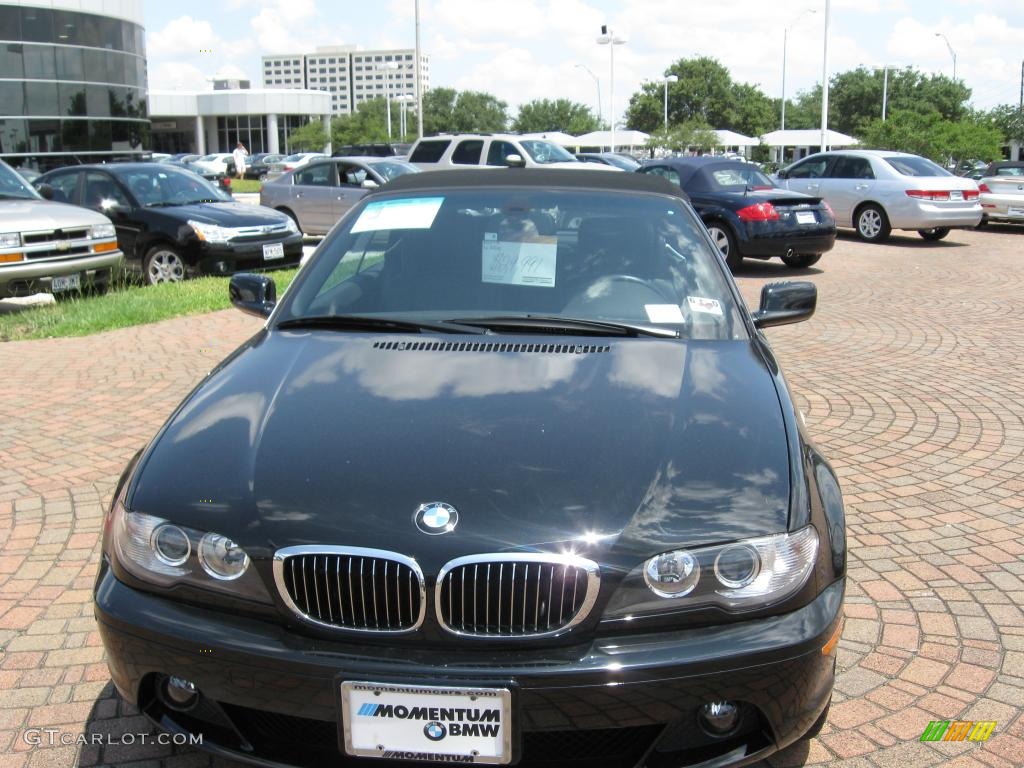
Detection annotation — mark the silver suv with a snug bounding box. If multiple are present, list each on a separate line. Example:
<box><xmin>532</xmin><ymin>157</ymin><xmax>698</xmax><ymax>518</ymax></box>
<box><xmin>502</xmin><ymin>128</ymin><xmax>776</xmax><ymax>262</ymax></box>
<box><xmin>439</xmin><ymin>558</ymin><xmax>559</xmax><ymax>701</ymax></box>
<box><xmin>408</xmin><ymin>134</ymin><xmax>618</xmax><ymax>171</ymax></box>
<box><xmin>775</xmin><ymin>149</ymin><xmax>982</xmax><ymax>242</ymax></box>
<box><xmin>0</xmin><ymin>160</ymin><xmax>123</xmax><ymax>297</ymax></box>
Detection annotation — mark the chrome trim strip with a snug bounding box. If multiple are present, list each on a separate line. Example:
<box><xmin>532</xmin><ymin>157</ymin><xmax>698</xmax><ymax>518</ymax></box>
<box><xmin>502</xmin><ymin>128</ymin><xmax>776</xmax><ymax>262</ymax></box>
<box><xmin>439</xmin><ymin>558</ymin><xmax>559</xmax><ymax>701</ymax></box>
<box><xmin>272</xmin><ymin>545</ymin><xmax>426</xmax><ymax>634</ymax></box>
<box><xmin>435</xmin><ymin>552</ymin><xmax>601</xmax><ymax>639</ymax></box>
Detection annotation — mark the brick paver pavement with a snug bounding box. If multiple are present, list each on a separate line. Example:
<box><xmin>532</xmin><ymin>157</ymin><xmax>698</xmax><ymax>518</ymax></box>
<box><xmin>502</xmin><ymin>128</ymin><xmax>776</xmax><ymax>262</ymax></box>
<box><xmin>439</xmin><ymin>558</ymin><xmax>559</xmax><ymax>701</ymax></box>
<box><xmin>0</xmin><ymin>226</ymin><xmax>1022</xmax><ymax>767</ymax></box>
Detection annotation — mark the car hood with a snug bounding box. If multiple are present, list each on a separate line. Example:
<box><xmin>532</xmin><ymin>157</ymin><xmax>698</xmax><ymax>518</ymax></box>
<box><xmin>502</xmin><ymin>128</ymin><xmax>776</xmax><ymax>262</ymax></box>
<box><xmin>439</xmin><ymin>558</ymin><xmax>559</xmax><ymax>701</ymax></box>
<box><xmin>0</xmin><ymin>198</ymin><xmax>112</xmax><ymax>229</ymax></box>
<box><xmin>151</xmin><ymin>201</ymin><xmax>290</xmax><ymax>227</ymax></box>
<box><xmin>130</xmin><ymin>333</ymin><xmax>792</xmax><ymax>572</ymax></box>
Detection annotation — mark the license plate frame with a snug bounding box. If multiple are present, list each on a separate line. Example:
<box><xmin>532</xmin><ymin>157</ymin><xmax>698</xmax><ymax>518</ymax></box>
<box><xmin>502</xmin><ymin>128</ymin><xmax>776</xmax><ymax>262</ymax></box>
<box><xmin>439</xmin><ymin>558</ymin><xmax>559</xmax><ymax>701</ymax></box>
<box><xmin>263</xmin><ymin>242</ymin><xmax>285</xmax><ymax>261</ymax></box>
<box><xmin>51</xmin><ymin>273</ymin><xmax>81</xmax><ymax>293</ymax></box>
<box><xmin>340</xmin><ymin>681</ymin><xmax>513</xmax><ymax>764</ymax></box>
<box><xmin>1007</xmin><ymin>206</ymin><xmax>1024</xmax><ymax>217</ymax></box>
<box><xmin>949</xmin><ymin>190</ymin><xmax>963</xmax><ymax>201</ymax></box>
<box><xmin>795</xmin><ymin>211</ymin><xmax>816</xmax><ymax>225</ymax></box>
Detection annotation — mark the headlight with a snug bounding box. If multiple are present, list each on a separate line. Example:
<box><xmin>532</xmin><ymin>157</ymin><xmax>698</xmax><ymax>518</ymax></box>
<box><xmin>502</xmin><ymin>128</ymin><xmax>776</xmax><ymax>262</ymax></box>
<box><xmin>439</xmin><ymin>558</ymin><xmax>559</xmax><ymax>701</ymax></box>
<box><xmin>110</xmin><ymin>498</ymin><xmax>270</xmax><ymax>603</ymax></box>
<box><xmin>604</xmin><ymin>526</ymin><xmax>818</xmax><ymax>619</ymax></box>
<box><xmin>188</xmin><ymin>219</ymin><xmax>235</xmax><ymax>243</ymax></box>
<box><xmin>89</xmin><ymin>223</ymin><xmax>116</xmax><ymax>239</ymax></box>
<box><xmin>0</xmin><ymin>232</ymin><xmax>21</xmax><ymax>248</ymax></box>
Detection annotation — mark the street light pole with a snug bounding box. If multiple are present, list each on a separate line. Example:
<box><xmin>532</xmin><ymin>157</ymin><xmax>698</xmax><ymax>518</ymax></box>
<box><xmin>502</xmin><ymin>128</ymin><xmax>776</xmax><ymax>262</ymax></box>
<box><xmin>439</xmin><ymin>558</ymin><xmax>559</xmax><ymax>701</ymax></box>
<box><xmin>376</xmin><ymin>62</ymin><xmax>399</xmax><ymax>139</ymax></box>
<box><xmin>597</xmin><ymin>25</ymin><xmax>627</xmax><ymax>152</ymax></box>
<box><xmin>662</xmin><ymin>74</ymin><xmax>678</xmax><ymax>132</ymax></box>
<box><xmin>415</xmin><ymin>0</ymin><xmax>423</xmax><ymax>139</ymax></box>
<box><xmin>935</xmin><ymin>32</ymin><xmax>957</xmax><ymax>81</ymax></box>
<box><xmin>882</xmin><ymin>65</ymin><xmax>889</xmax><ymax>120</ymax></box>
<box><xmin>820</xmin><ymin>0</ymin><xmax>831</xmax><ymax>152</ymax></box>
<box><xmin>781</xmin><ymin>8</ymin><xmax>816</xmax><ymax>131</ymax></box>
<box><xmin>575</xmin><ymin>63</ymin><xmax>602</xmax><ymax>122</ymax></box>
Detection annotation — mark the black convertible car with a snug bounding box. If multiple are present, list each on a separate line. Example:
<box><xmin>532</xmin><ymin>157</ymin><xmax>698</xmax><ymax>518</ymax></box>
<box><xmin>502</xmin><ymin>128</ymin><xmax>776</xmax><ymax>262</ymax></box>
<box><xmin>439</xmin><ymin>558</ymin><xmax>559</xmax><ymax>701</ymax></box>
<box><xmin>638</xmin><ymin>158</ymin><xmax>836</xmax><ymax>271</ymax></box>
<box><xmin>95</xmin><ymin>170</ymin><xmax>846</xmax><ymax>768</ymax></box>
<box><xmin>36</xmin><ymin>163</ymin><xmax>302</xmax><ymax>284</ymax></box>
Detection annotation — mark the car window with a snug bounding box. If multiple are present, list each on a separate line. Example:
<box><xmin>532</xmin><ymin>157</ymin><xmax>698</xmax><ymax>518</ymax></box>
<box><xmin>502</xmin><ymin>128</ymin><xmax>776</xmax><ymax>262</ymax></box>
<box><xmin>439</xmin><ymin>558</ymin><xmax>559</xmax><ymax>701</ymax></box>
<box><xmin>708</xmin><ymin>167</ymin><xmax>775</xmax><ymax>189</ymax></box>
<box><xmin>884</xmin><ymin>156</ymin><xmax>951</xmax><ymax>177</ymax></box>
<box><xmin>602</xmin><ymin>154</ymin><xmax>641</xmax><ymax>171</ymax></box>
<box><xmin>294</xmin><ymin>163</ymin><xmax>337</xmax><ymax>187</ymax></box>
<box><xmin>44</xmin><ymin>170</ymin><xmax>79</xmax><ymax>203</ymax></box>
<box><xmin>994</xmin><ymin>166</ymin><xmax>1024</xmax><ymax>177</ymax></box>
<box><xmin>520</xmin><ymin>140</ymin><xmax>576</xmax><ymax>164</ymax></box>
<box><xmin>787</xmin><ymin>158</ymin><xmax>829</xmax><ymax>179</ymax></box>
<box><xmin>451</xmin><ymin>140</ymin><xmax>484</xmax><ymax>165</ymax></box>
<box><xmin>338</xmin><ymin>163</ymin><xmax>367</xmax><ymax>187</ymax></box>
<box><xmin>0</xmin><ymin>161</ymin><xmax>40</xmax><ymax>200</ymax></box>
<box><xmin>409</xmin><ymin>140</ymin><xmax>450</xmax><ymax>163</ymax></box>
<box><xmin>829</xmin><ymin>157</ymin><xmax>874</xmax><ymax>179</ymax></box>
<box><xmin>486</xmin><ymin>141</ymin><xmax>520</xmax><ymax>166</ymax></box>
<box><xmin>281</xmin><ymin>188</ymin><xmax>746</xmax><ymax>341</ymax></box>
<box><xmin>117</xmin><ymin>167</ymin><xmax>228</xmax><ymax>206</ymax></box>
<box><xmin>369</xmin><ymin>161</ymin><xmax>420</xmax><ymax>181</ymax></box>
<box><xmin>640</xmin><ymin>166</ymin><xmax>682</xmax><ymax>187</ymax></box>
<box><xmin>83</xmin><ymin>172</ymin><xmax>130</xmax><ymax>209</ymax></box>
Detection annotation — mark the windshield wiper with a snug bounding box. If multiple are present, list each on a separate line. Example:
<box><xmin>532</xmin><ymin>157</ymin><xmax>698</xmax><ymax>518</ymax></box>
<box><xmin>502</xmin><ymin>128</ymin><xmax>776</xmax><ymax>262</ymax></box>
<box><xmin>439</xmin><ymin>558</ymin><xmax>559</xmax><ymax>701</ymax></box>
<box><xmin>276</xmin><ymin>314</ymin><xmax>486</xmax><ymax>335</ymax></box>
<box><xmin>447</xmin><ymin>314</ymin><xmax>679</xmax><ymax>338</ymax></box>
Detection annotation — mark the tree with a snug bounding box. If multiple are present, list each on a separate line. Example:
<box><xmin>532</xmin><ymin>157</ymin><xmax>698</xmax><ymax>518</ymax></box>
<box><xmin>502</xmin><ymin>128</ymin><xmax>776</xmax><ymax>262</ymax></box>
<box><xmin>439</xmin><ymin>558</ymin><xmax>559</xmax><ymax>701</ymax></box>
<box><xmin>646</xmin><ymin>120</ymin><xmax>719</xmax><ymax>154</ymax></box>
<box><xmin>858</xmin><ymin>109</ymin><xmax>1002</xmax><ymax>166</ymax></box>
<box><xmin>512</xmin><ymin>99</ymin><xmax>601</xmax><ymax>135</ymax></box>
<box><xmin>331</xmin><ymin>97</ymin><xmax>393</xmax><ymax>145</ymax></box>
<box><xmin>422</xmin><ymin>87</ymin><xmax>509</xmax><ymax>134</ymax></box>
<box><xmin>987</xmin><ymin>103</ymin><xmax>1024</xmax><ymax>144</ymax></box>
<box><xmin>287</xmin><ymin>120</ymin><xmax>327</xmax><ymax>151</ymax></box>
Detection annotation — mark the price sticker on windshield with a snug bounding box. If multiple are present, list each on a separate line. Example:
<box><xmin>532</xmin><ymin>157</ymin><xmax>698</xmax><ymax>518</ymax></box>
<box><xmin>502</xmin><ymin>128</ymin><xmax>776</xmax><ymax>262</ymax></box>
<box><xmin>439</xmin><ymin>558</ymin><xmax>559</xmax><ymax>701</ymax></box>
<box><xmin>351</xmin><ymin>197</ymin><xmax>444</xmax><ymax>233</ymax></box>
<box><xmin>482</xmin><ymin>236</ymin><xmax>557</xmax><ymax>287</ymax></box>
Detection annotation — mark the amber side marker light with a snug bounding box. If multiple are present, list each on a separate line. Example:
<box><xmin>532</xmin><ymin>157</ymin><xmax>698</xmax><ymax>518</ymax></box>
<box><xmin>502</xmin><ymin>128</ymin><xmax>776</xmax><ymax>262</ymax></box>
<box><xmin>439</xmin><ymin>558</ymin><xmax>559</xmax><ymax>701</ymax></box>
<box><xmin>0</xmin><ymin>253</ymin><xmax>24</xmax><ymax>263</ymax></box>
<box><xmin>822</xmin><ymin>615</ymin><xmax>844</xmax><ymax>656</ymax></box>
<box><xmin>93</xmin><ymin>241</ymin><xmax>119</xmax><ymax>253</ymax></box>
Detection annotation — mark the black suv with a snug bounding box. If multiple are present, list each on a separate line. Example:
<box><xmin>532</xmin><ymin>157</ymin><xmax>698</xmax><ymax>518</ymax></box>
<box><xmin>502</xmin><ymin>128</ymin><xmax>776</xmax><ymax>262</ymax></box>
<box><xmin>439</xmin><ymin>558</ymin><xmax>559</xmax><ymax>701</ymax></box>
<box><xmin>37</xmin><ymin>163</ymin><xmax>303</xmax><ymax>284</ymax></box>
<box><xmin>332</xmin><ymin>143</ymin><xmax>411</xmax><ymax>158</ymax></box>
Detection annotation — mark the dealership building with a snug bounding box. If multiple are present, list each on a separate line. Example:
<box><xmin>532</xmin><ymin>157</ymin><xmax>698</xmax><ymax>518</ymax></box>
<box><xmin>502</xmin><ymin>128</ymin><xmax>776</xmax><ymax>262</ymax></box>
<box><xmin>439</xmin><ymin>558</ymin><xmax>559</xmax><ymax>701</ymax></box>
<box><xmin>0</xmin><ymin>0</ymin><xmax>149</xmax><ymax>170</ymax></box>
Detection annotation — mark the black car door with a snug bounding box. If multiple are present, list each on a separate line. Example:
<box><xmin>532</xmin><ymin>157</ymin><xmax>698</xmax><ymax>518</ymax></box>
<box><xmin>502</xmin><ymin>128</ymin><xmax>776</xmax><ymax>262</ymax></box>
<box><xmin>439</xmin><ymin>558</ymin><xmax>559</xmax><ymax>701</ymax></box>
<box><xmin>81</xmin><ymin>171</ymin><xmax>141</xmax><ymax>260</ymax></box>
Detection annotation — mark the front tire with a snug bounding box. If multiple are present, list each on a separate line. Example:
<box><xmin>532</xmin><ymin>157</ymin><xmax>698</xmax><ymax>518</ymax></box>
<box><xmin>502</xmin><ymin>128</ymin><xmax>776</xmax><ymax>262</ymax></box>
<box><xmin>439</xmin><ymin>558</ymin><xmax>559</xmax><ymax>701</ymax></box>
<box><xmin>781</xmin><ymin>253</ymin><xmax>822</xmax><ymax>269</ymax></box>
<box><xmin>706</xmin><ymin>223</ymin><xmax>741</xmax><ymax>271</ymax></box>
<box><xmin>143</xmin><ymin>245</ymin><xmax>186</xmax><ymax>285</ymax></box>
<box><xmin>855</xmin><ymin>204</ymin><xmax>891</xmax><ymax>243</ymax></box>
<box><xmin>918</xmin><ymin>227</ymin><xmax>950</xmax><ymax>241</ymax></box>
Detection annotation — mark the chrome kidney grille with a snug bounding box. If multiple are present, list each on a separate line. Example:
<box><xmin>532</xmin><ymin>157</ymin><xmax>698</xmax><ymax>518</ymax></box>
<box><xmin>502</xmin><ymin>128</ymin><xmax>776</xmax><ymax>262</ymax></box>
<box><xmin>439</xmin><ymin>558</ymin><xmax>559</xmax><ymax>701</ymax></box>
<box><xmin>273</xmin><ymin>547</ymin><xmax>425</xmax><ymax>632</ymax></box>
<box><xmin>436</xmin><ymin>554</ymin><xmax>601</xmax><ymax>638</ymax></box>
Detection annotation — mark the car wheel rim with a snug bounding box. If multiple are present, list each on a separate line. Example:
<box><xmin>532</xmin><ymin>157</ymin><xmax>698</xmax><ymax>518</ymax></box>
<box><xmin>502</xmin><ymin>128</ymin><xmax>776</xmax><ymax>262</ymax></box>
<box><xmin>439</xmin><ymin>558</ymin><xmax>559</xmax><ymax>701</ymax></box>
<box><xmin>859</xmin><ymin>210</ymin><xmax>880</xmax><ymax>238</ymax></box>
<box><xmin>148</xmin><ymin>251</ymin><xmax>184</xmax><ymax>284</ymax></box>
<box><xmin>708</xmin><ymin>227</ymin><xmax>729</xmax><ymax>256</ymax></box>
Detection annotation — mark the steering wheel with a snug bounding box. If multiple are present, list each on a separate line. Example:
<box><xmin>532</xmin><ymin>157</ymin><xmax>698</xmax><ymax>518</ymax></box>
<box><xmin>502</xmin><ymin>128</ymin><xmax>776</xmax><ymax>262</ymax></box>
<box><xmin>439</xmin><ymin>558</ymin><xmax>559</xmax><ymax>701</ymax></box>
<box><xmin>564</xmin><ymin>274</ymin><xmax>677</xmax><ymax>316</ymax></box>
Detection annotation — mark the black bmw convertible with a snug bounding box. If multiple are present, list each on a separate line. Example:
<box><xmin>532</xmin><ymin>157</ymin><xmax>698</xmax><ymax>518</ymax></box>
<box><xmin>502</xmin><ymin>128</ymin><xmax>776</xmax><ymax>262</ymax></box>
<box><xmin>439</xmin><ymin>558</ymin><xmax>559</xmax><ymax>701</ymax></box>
<box><xmin>638</xmin><ymin>157</ymin><xmax>836</xmax><ymax>271</ymax></box>
<box><xmin>95</xmin><ymin>169</ymin><xmax>846</xmax><ymax>768</ymax></box>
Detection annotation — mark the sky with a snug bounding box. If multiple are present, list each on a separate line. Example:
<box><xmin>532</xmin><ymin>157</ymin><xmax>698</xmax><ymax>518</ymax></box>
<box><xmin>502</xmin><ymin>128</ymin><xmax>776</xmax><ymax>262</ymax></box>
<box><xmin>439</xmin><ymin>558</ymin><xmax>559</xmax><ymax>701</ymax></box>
<box><xmin>144</xmin><ymin>0</ymin><xmax>1024</xmax><ymax>126</ymax></box>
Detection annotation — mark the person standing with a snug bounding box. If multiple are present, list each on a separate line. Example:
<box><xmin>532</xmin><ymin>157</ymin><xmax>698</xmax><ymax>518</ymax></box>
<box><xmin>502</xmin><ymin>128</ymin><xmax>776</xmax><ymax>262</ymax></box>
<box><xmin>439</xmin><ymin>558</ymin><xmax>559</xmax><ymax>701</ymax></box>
<box><xmin>232</xmin><ymin>141</ymin><xmax>248</xmax><ymax>180</ymax></box>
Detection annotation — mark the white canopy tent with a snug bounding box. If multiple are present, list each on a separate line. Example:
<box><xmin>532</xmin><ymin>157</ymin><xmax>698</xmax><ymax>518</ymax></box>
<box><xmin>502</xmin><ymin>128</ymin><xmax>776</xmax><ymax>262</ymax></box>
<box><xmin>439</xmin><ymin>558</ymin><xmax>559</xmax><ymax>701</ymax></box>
<box><xmin>760</xmin><ymin>129</ymin><xmax>858</xmax><ymax>164</ymax></box>
<box><xmin>574</xmin><ymin>130</ymin><xmax>650</xmax><ymax>150</ymax></box>
<box><xmin>519</xmin><ymin>132</ymin><xmax>579</xmax><ymax>147</ymax></box>
<box><xmin>714</xmin><ymin>130</ymin><xmax>758</xmax><ymax>148</ymax></box>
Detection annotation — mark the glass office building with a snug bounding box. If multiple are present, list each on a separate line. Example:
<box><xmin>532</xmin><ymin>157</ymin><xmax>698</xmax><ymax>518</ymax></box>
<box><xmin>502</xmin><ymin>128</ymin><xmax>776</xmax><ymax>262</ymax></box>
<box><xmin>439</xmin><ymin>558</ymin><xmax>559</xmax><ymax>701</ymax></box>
<box><xmin>0</xmin><ymin>0</ymin><xmax>148</xmax><ymax>172</ymax></box>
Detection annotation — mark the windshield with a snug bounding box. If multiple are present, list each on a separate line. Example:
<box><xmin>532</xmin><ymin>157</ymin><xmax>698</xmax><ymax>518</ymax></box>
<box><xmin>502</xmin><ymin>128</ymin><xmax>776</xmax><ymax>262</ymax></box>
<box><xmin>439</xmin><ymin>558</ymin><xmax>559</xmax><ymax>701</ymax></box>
<box><xmin>0</xmin><ymin>161</ymin><xmax>41</xmax><ymax>200</ymax></box>
<box><xmin>992</xmin><ymin>165</ymin><xmax>1024</xmax><ymax>177</ymax></box>
<box><xmin>278</xmin><ymin>188</ymin><xmax>745</xmax><ymax>341</ymax></box>
<box><xmin>602</xmin><ymin>154</ymin><xmax>641</xmax><ymax>171</ymax></box>
<box><xmin>370</xmin><ymin>161</ymin><xmax>421</xmax><ymax>181</ymax></box>
<box><xmin>885</xmin><ymin>156</ymin><xmax>951</xmax><ymax>177</ymax></box>
<box><xmin>118</xmin><ymin>166</ymin><xmax>231</xmax><ymax>206</ymax></box>
<box><xmin>520</xmin><ymin>141</ymin><xmax>577</xmax><ymax>164</ymax></box>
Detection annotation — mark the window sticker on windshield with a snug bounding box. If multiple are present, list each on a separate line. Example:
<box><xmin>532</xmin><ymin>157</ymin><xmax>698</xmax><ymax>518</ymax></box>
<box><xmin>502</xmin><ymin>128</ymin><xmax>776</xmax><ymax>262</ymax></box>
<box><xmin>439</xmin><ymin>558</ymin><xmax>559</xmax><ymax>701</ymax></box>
<box><xmin>350</xmin><ymin>197</ymin><xmax>444</xmax><ymax>233</ymax></box>
<box><xmin>482</xmin><ymin>237</ymin><xmax>557</xmax><ymax>287</ymax></box>
<box><xmin>687</xmin><ymin>296</ymin><xmax>723</xmax><ymax>316</ymax></box>
<box><xmin>645</xmin><ymin>304</ymin><xmax>685</xmax><ymax>323</ymax></box>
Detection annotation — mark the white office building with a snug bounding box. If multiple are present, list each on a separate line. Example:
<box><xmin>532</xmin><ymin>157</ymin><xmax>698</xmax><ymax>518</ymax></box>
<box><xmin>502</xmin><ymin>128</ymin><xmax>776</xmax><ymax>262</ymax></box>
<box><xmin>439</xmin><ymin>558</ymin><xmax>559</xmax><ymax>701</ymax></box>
<box><xmin>262</xmin><ymin>46</ymin><xmax>429</xmax><ymax>116</ymax></box>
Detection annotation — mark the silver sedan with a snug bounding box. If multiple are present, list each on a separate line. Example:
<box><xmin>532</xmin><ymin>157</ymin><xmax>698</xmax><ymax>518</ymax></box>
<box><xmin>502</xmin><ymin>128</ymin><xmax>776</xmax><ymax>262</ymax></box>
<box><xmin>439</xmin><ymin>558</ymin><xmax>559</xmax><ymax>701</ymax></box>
<box><xmin>977</xmin><ymin>161</ymin><xmax>1024</xmax><ymax>226</ymax></box>
<box><xmin>775</xmin><ymin>149</ymin><xmax>981</xmax><ymax>242</ymax></box>
<box><xmin>259</xmin><ymin>157</ymin><xmax>420</xmax><ymax>235</ymax></box>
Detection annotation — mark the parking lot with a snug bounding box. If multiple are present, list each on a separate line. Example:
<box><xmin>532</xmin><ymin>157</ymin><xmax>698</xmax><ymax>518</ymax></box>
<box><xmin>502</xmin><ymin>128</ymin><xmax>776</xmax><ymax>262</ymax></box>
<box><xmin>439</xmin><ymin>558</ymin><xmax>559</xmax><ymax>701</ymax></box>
<box><xmin>0</xmin><ymin>225</ymin><xmax>1022</xmax><ymax>768</ymax></box>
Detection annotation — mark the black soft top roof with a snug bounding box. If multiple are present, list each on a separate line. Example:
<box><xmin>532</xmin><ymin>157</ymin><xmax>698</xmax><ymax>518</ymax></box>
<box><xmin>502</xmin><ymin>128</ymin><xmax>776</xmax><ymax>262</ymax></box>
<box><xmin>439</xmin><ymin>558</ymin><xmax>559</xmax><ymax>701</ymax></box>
<box><xmin>376</xmin><ymin>168</ymin><xmax>687</xmax><ymax>199</ymax></box>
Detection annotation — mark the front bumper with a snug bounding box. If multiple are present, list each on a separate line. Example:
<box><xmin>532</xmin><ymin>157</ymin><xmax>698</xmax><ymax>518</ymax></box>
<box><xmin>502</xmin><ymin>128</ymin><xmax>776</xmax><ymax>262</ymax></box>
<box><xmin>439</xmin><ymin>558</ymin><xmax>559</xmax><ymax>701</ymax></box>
<box><xmin>0</xmin><ymin>250</ymin><xmax>123</xmax><ymax>298</ymax></box>
<box><xmin>192</xmin><ymin>233</ymin><xmax>304</xmax><ymax>276</ymax></box>
<box><xmin>95</xmin><ymin>564</ymin><xmax>844</xmax><ymax>768</ymax></box>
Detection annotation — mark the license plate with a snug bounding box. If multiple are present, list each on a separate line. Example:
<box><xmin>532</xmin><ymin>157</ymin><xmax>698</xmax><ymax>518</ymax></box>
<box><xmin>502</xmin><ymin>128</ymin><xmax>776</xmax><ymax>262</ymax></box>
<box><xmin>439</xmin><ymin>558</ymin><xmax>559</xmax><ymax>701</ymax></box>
<box><xmin>341</xmin><ymin>681</ymin><xmax>512</xmax><ymax>764</ymax></box>
<box><xmin>51</xmin><ymin>274</ymin><xmax>80</xmax><ymax>293</ymax></box>
<box><xmin>949</xmin><ymin>190</ymin><xmax>963</xmax><ymax>201</ymax></box>
<box><xmin>1008</xmin><ymin>207</ymin><xmax>1024</xmax><ymax>217</ymax></box>
<box><xmin>263</xmin><ymin>242</ymin><xmax>285</xmax><ymax>260</ymax></box>
<box><xmin>795</xmin><ymin>211</ymin><xmax>816</xmax><ymax>225</ymax></box>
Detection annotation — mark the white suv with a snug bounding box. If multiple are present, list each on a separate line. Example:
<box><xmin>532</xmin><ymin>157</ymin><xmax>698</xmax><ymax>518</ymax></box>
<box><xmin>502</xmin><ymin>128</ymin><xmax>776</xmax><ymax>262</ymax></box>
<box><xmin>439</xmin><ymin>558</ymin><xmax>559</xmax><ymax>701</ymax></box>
<box><xmin>408</xmin><ymin>134</ymin><xmax>618</xmax><ymax>171</ymax></box>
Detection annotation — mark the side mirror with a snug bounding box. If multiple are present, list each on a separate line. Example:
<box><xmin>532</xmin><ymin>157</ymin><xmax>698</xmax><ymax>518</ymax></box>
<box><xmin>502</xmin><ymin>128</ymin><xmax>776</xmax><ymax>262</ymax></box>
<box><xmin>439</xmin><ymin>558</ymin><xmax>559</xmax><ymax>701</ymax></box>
<box><xmin>504</xmin><ymin>153</ymin><xmax>526</xmax><ymax>168</ymax></box>
<box><xmin>37</xmin><ymin>183</ymin><xmax>55</xmax><ymax>200</ymax></box>
<box><xmin>752</xmin><ymin>281</ymin><xmax>816</xmax><ymax>329</ymax></box>
<box><xmin>230</xmin><ymin>273</ymin><xmax>276</xmax><ymax>318</ymax></box>
<box><xmin>776</xmin><ymin>169</ymin><xmax>787</xmax><ymax>180</ymax></box>
<box><xmin>361</xmin><ymin>178</ymin><xmax>379</xmax><ymax>189</ymax></box>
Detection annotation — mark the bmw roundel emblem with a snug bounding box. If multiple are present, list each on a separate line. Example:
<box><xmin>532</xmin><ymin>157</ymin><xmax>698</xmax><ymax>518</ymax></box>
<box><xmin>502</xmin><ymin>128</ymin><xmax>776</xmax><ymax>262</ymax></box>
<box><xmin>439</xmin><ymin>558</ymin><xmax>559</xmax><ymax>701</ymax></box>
<box><xmin>414</xmin><ymin>502</ymin><xmax>459</xmax><ymax>535</ymax></box>
<box><xmin>424</xmin><ymin>721</ymin><xmax>447</xmax><ymax>741</ymax></box>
